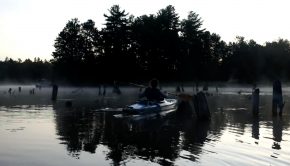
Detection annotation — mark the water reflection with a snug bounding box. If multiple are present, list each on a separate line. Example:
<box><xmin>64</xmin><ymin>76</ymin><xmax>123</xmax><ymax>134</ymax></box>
<box><xmin>109</xmin><ymin>119</ymin><xmax>181</xmax><ymax>165</ymax></box>
<box><xmin>272</xmin><ymin>117</ymin><xmax>283</xmax><ymax>150</ymax></box>
<box><xmin>252</xmin><ymin>117</ymin><xmax>259</xmax><ymax>140</ymax></box>
<box><xmin>180</xmin><ymin>120</ymin><xmax>210</xmax><ymax>162</ymax></box>
<box><xmin>51</xmin><ymin>90</ymin><xmax>290</xmax><ymax>165</ymax></box>
<box><xmin>2</xmin><ymin>86</ymin><xmax>290</xmax><ymax>165</ymax></box>
<box><xmin>53</xmin><ymin>100</ymin><xmax>228</xmax><ymax>165</ymax></box>
<box><xmin>54</xmin><ymin>105</ymin><xmax>102</xmax><ymax>158</ymax></box>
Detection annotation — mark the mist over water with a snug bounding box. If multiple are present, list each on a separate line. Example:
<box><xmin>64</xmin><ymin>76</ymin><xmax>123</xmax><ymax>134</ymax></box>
<box><xmin>0</xmin><ymin>84</ymin><xmax>289</xmax><ymax>166</ymax></box>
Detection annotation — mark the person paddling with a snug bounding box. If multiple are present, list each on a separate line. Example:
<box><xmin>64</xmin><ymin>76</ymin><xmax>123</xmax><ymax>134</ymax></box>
<box><xmin>139</xmin><ymin>79</ymin><xmax>167</xmax><ymax>101</ymax></box>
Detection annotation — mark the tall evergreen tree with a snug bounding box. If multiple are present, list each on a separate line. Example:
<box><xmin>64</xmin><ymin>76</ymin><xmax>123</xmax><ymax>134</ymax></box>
<box><xmin>48</xmin><ymin>5</ymin><xmax>290</xmax><ymax>84</ymax></box>
<box><xmin>52</xmin><ymin>18</ymin><xmax>84</xmax><ymax>64</ymax></box>
<box><xmin>102</xmin><ymin>5</ymin><xmax>131</xmax><ymax>80</ymax></box>
<box><xmin>80</xmin><ymin>19</ymin><xmax>101</xmax><ymax>82</ymax></box>
<box><xmin>180</xmin><ymin>11</ymin><xmax>204</xmax><ymax>80</ymax></box>
<box><xmin>156</xmin><ymin>5</ymin><xmax>180</xmax><ymax>79</ymax></box>
<box><xmin>131</xmin><ymin>14</ymin><xmax>159</xmax><ymax>79</ymax></box>
<box><xmin>81</xmin><ymin>19</ymin><xmax>100</xmax><ymax>64</ymax></box>
<box><xmin>52</xmin><ymin>18</ymin><xmax>86</xmax><ymax>83</ymax></box>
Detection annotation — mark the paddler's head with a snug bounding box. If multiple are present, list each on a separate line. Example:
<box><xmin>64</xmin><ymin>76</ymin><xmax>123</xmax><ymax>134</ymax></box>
<box><xmin>150</xmin><ymin>78</ymin><xmax>159</xmax><ymax>89</ymax></box>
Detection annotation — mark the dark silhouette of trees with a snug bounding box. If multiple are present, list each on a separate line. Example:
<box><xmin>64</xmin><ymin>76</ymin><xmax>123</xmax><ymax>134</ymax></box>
<box><xmin>154</xmin><ymin>5</ymin><xmax>180</xmax><ymax>80</ymax></box>
<box><xmin>50</xmin><ymin>5</ymin><xmax>231</xmax><ymax>83</ymax></box>
<box><xmin>179</xmin><ymin>11</ymin><xmax>205</xmax><ymax>81</ymax></box>
<box><xmin>131</xmin><ymin>14</ymin><xmax>160</xmax><ymax>80</ymax></box>
<box><xmin>228</xmin><ymin>37</ymin><xmax>263</xmax><ymax>83</ymax></box>
<box><xmin>226</xmin><ymin>38</ymin><xmax>290</xmax><ymax>83</ymax></box>
<box><xmin>131</xmin><ymin>5</ymin><xmax>180</xmax><ymax>80</ymax></box>
<box><xmin>262</xmin><ymin>39</ymin><xmax>290</xmax><ymax>80</ymax></box>
<box><xmin>207</xmin><ymin>33</ymin><xmax>230</xmax><ymax>81</ymax></box>
<box><xmin>52</xmin><ymin>18</ymin><xmax>84</xmax><ymax>83</ymax></box>
<box><xmin>4</xmin><ymin>4</ymin><xmax>290</xmax><ymax>84</ymax></box>
<box><xmin>101</xmin><ymin>5</ymin><xmax>132</xmax><ymax>81</ymax></box>
<box><xmin>52</xmin><ymin>18</ymin><xmax>102</xmax><ymax>84</ymax></box>
<box><xmin>49</xmin><ymin>5</ymin><xmax>290</xmax><ymax>84</ymax></box>
<box><xmin>80</xmin><ymin>19</ymin><xmax>101</xmax><ymax>83</ymax></box>
<box><xmin>0</xmin><ymin>57</ymin><xmax>51</xmax><ymax>82</ymax></box>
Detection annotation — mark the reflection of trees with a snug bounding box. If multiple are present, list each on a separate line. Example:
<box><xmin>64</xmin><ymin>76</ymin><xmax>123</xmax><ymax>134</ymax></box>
<box><xmin>53</xmin><ymin>101</ymin><xmax>226</xmax><ymax>165</ymax></box>
<box><xmin>106</xmin><ymin>118</ymin><xmax>181</xmax><ymax>165</ymax></box>
<box><xmin>179</xmin><ymin>108</ymin><xmax>226</xmax><ymax>162</ymax></box>
<box><xmin>54</xmin><ymin>105</ymin><xmax>105</xmax><ymax>158</ymax></box>
<box><xmin>180</xmin><ymin>119</ymin><xmax>210</xmax><ymax>161</ymax></box>
<box><xmin>53</xmin><ymin>92</ymin><xmax>290</xmax><ymax>165</ymax></box>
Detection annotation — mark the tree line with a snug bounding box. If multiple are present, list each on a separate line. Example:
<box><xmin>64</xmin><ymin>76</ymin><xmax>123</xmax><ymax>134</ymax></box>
<box><xmin>0</xmin><ymin>57</ymin><xmax>52</xmax><ymax>83</ymax></box>
<box><xmin>1</xmin><ymin>5</ymin><xmax>290</xmax><ymax>84</ymax></box>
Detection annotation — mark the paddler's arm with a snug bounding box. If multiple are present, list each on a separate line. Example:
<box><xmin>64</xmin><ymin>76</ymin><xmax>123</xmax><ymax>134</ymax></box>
<box><xmin>160</xmin><ymin>90</ymin><xmax>168</xmax><ymax>99</ymax></box>
<box><xmin>139</xmin><ymin>87</ymin><xmax>148</xmax><ymax>98</ymax></box>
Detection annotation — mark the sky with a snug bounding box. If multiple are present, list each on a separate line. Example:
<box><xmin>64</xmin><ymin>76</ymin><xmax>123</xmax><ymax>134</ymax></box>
<box><xmin>1</xmin><ymin>0</ymin><xmax>290</xmax><ymax>61</ymax></box>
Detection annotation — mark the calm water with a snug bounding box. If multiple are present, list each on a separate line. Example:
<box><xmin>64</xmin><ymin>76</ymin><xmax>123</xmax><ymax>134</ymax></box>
<box><xmin>0</xmin><ymin>85</ymin><xmax>290</xmax><ymax>166</ymax></box>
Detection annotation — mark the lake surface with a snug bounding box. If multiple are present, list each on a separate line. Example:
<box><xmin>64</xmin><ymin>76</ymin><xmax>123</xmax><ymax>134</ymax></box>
<box><xmin>0</xmin><ymin>85</ymin><xmax>290</xmax><ymax>166</ymax></box>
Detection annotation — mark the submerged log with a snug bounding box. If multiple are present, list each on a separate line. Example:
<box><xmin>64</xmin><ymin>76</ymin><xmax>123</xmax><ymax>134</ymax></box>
<box><xmin>193</xmin><ymin>91</ymin><xmax>211</xmax><ymax>120</ymax></box>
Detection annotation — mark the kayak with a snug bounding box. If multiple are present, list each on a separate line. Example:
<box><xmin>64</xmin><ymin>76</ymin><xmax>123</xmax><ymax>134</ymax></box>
<box><xmin>122</xmin><ymin>99</ymin><xmax>178</xmax><ymax>115</ymax></box>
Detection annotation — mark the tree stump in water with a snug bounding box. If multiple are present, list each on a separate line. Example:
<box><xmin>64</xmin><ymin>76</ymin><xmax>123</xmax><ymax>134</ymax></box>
<box><xmin>193</xmin><ymin>91</ymin><xmax>211</xmax><ymax>120</ymax></box>
<box><xmin>252</xmin><ymin>88</ymin><xmax>260</xmax><ymax>116</ymax></box>
<box><xmin>98</xmin><ymin>85</ymin><xmax>101</xmax><ymax>96</ymax></box>
<box><xmin>176</xmin><ymin>86</ymin><xmax>181</xmax><ymax>92</ymax></box>
<box><xmin>272</xmin><ymin>80</ymin><xmax>284</xmax><ymax>116</ymax></box>
<box><xmin>112</xmin><ymin>81</ymin><xmax>121</xmax><ymax>94</ymax></box>
<box><xmin>51</xmin><ymin>84</ymin><xmax>58</xmax><ymax>101</ymax></box>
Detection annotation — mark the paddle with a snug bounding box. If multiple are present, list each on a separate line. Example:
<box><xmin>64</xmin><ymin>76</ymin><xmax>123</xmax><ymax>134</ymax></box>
<box><xmin>129</xmin><ymin>82</ymin><xmax>193</xmax><ymax>101</ymax></box>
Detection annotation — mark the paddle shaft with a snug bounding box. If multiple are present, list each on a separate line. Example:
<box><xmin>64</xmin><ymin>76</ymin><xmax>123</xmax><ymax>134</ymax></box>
<box><xmin>129</xmin><ymin>82</ymin><xmax>193</xmax><ymax>99</ymax></box>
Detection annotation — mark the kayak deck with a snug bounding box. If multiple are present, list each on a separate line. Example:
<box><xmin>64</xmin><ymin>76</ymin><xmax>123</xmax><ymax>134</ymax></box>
<box><xmin>122</xmin><ymin>99</ymin><xmax>177</xmax><ymax>115</ymax></box>
<box><xmin>114</xmin><ymin>99</ymin><xmax>178</xmax><ymax>120</ymax></box>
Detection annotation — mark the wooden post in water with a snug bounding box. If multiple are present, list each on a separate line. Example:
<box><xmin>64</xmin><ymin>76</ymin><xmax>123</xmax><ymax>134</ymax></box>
<box><xmin>193</xmin><ymin>91</ymin><xmax>211</xmax><ymax>120</ymax></box>
<box><xmin>272</xmin><ymin>80</ymin><xmax>284</xmax><ymax>116</ymax></box>
<box><xmin>202</xmin><ymin>83</ymin><xmax>208</xmax><ymax>91</ymax></box>
<box><xmin>112</xmin><ymin>81</ymin><xmax>121</xmax><ymax>95</ymax></box>
<box><xmin>176</xmin><ymin>85</ymin><xmax>181</xmax><ymax>92</ymax></box>
<box><xmin>252</xmin><ymin>88</ymin><xmax>260</xmax><ymax>116</ymax></box>
<box><xmin>103</xmin><ymin>85</ymin><xmax>106</xmax><ymax>96</ymax></box>
<box><xmin>51</xmin><ymin>84</ymin><xmax>58</xmax><ymax>101</ymax></box>
<box><xmin>215</xmin><ymin>86</ymin><xmax>219</xmax><ymax>95</ymax></box>
<box><xmin>98</xmin><ymin>85</ymin><xmax>101</xmax><ymax>96</ymax></box>
<box><xmin>195</xmin><ymin>82</ymin><xmax>199</xmax><ymax>93</ymax></box>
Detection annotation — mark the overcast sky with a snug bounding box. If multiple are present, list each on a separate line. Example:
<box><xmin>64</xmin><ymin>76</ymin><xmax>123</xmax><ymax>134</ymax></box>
<box><xmin>1</xmin><ymin>0</ymin><xmax>290</xmax><ymax>61</ymax></box>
